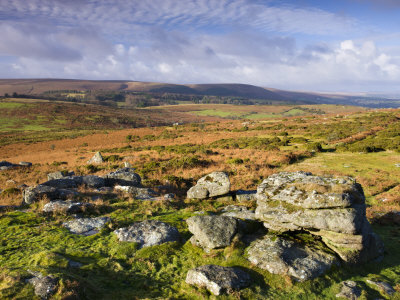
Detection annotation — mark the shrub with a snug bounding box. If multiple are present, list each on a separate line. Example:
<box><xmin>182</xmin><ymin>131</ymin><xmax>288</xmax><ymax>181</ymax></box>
<box><xmin>226</xmin><ymin>158</ymin><xmax>244</xmax><ymax>165</ymax></box>
<box><xmin>306</xmin><ymin>142</ymin><xmax>323</xmax><ymax>152</ymax></box>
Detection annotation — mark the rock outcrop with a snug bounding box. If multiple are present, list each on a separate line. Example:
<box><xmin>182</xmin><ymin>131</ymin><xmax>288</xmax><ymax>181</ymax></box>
<box><xmin>247</xmin><ymin>235</ymin><xmax>337</xmax><ymax>281</ymax></box>
<box><xmin>186</xmin><ymin>215</ymin><xmax>238</xmax><ymax>252</ymax></box>
<box><xmin>0</xmin><ymin>160</ymin><xmax>32</xmax><ymax>170</ymax></box>
<box><xmin>114</xmin><ymin>220</ymin><xmax>180</xmax><ymax>248</ymax></box>
<box><xmin>23</xmin><ymin>185</ymin><xmax>78</xmax><ymax>204</ymax></box>
<box><xmin>185</xmin><ymin>265</ymin><xmax>250</xmax><ymax>295</ymax></box>
<box><xmin>187</xmin><ymin>172</ymin><xmax>230</xmax><ymax>199</ymax></box>
<box><xmin>254</xmin><ymin>172</ymin><xmax>384</xmax><ymax>264</ymax></box>
<box><xmin>63</xmin><ymin>216</ymin><xmax>111</xmax><ymax>236</ymax></box>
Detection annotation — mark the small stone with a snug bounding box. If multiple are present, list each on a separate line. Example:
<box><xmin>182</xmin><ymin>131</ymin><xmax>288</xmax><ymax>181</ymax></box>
<box><xmin>19</xmin><ymin>161</ymin><xmax>32</xmax><ymax>167</ymax></box>
<box><xmin>27</xmin><ymin>273</ymin><xmax>58</xmax><ymax>299</ymax></box>
<box><xmin>221</xmin><ymin>205</ymin><xmax>256</xmax><ymax>220</ymax></box>
<box><xmin>185</xmin><ymin>265</ymin><xmax>251</xmax><ymax>295</ymax></box>
<box><xmin>366</xmin><ymin>280</ymin><xmax>395</xmax><ymax>295</ymax></box>
<box><xmin>63</xmin><ymin>216</ymin><xmax>111</xmax><ymax>236</ymax></box>
<box><xmin>114</xmin><ymin>185</ymin><xmax>157</xmax><ymax>200</ymax></box>
<box><xmin>104</xmin><ymin>168</ymin><xmax>141</xmax><ymax>187</ymax></box>
<box><xmin>87</xmin><ymin>152</ymin><xmax>104</xmax><ymax>164</ymax></box>
<box><xmin>336</xmin><ymin>280</ymin><xmax>362</xmax><ymax>299</ymax></box>
<box><xmin>235</xmin><ymin>190</ymin><xmax>257</xmax><ymax>201</ymax></box>
<box><xmin>43</xmin><ymin>200</ymin><xmax>92</xmax><ymax>214</ymax></box>
<box><xmin>114</xmin><ymin>220</ymin><xmax>180</xmax><ymax>248</ymax></box>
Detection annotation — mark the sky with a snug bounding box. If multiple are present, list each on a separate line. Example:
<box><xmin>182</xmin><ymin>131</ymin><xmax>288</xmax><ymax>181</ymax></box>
<box><xmin>0</xmin><ymin>0</ymin><xmax>400</xmax><ymax>93</ymax></box>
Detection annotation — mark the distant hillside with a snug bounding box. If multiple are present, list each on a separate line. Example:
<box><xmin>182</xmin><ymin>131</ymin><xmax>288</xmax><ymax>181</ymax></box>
<box><xmin>0</xmin><ymin>79</ymin><xmax>399</xmax><ymax>107</ymax></box>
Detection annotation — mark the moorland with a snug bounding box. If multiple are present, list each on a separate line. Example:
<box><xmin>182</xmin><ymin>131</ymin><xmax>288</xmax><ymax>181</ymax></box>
<box><xmin>0</xmin><ymin>83</ymin><xmax>400</xmax><ymax>299</ymax></box>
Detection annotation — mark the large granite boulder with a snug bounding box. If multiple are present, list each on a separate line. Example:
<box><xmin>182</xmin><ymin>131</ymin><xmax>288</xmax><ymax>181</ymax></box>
<box><xmin>186</xmin><ymin>265</ymin><xmax>251</xmax><ymax>295</ymax></box>
<box><xmin>104</xmin><ymin>168</ymin><xmax>141</xmax><ymax>187</ymax></box>
<box><xmin>254</xmin><ymin>172</ymin><xmax>384</xmax><ymax>263</ymax></box>
<box><xmin>63</xmin><ymin>216</ymin><xmax>111</xmax><ymax>236</ymax></box>
<box><xmin>23</xmin><ymin>185</ymin><xmax>78</xmax><ymax>204</ymax></box>
<box><xmin>114</xmin><ymin>220</ymin><xmax>180</xmax><ymax>248</ymax></box>
<box><xmin>247</xmin><ymin>235</ymin><xmax>337</xmax><ymax>281</ymax></box>
<box><xmin>187</xmin><ymin>172</ymin><xmax>230</xmax><ymax>199</ymax></box>
<box><xmin>186</xmin><ymin>215</ymin><xmax>238</xmax><ymax>252</ymax></box>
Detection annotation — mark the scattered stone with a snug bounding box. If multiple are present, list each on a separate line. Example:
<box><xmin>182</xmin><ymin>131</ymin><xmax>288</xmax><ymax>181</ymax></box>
<box><xmin>104</xmin><ymin>168</ymin><xmax>141</xmax><ymax>187</ymax></box>
<box><xmin>366</xmin><ymin>280</ymin><xmax>395</xmax><ymax>296</ymax></box>
<box><xmin>47</xmin><ymin>171</ymin><xmax>74</xmax><ymax>181</ymax></box>
<box><xmin>235</xmin><ymin>190</ymin><xmax>257</xmax><ymax>201</ymax></box>
<box><xmin>27</xmin><ymin>272</ymin><xmax>58</xmax><ymax>299</ymax></box>
<box><xmin>68</xmin><ymin>260</ymin><xmax>83</xmax><ymax>268</ymax></box>
<box><xmin>43</xmin><ymin>200</ymin><xmax>92</xmax><ymax>214</ymax></box>
<box><xmin>186</xmin><ymin>215</ymin><xmax>238</xmax><ymax>251</ymax></box>
<box><xmin>0</xmin><ymin>160</ymin><xmax>16</xmax><ymax>170</ymax></box>
<box><xmin>185</xmin><ymin>265</ymin><xmax>251</xmax><ymax>295</ymax></box>
<box><xmin>336</xmin><ymin>281</ymin><xmax>362</xmax><ymax>299</ymax></box>
<box><xmin>114</xmin><ymin>185</ymin><xmax>157</xmax><ymax>200</ymax></box>
<box><xmin>221</xmin><ymin>205</ymin><xmax>256</xmax><ymax>220</ymax></box>
<box><xmin>114</xmin><ymin>220</ymin><xmax>180</xmax><ymax>248</ymax></box>
<box><xmin>187</xmin><ymin>172</ymin><xmax>230</xmax><ymax>199</ymax></box>
<box><xmin>87</xmin><ymin>151</ymin><xmax>104</xmax><ymax>164</ymax></box>
<box><xmin>6</xmin><ymin>179</ymin><xmax>16</xmax><ymax>185</ymax></box>
<box><xmin>164</xmin><ymin>193</ymin><xmax>175</xmax><ymax>201</ymax></box>
<box><xmin>19</xmin><ymin>161</ymin><xmax>32</xmax><ymax>167</ymax></box>
<box><xmin>395</xmin><ymin>163</ymin><xmax>400</xmax><ymax>168</ymax></box>
<box><xmin>247</xmin><ymin>235</ymin><xmax>337</xmax><ymax>281</ymax></box>
<box><xmin>63</xmin><ymin>216</ymin><xmax>111</xmax><ymax>236</ymax></box>
<box><xmin>124</xmin><ymin>161</ymin><xmax>131</xmax><ymax>168</ymax></box>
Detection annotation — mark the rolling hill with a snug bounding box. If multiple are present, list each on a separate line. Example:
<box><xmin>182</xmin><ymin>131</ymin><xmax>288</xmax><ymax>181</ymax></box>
<box><xmin>0</xmin><ymin>78</ymin><xmax>399</xmax><ymax>107</ymax></box>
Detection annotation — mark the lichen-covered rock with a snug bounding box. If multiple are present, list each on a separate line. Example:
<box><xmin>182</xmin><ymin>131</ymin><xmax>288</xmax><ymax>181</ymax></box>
<box><xmin>114</xmin><ymin>185</ymin><xmax>157</xmax><ymax>200</ymax></box>
<box><xmin>186</xmin><ymin>215</ymin><xmax>238</xmax><ymax>251</ymax></box>
<box><xmin>254</xmin><ymin>172</ymin><xmax>384</xmax><ymax>264</ymax></box>
<box><xmin>221</xmin><ymin>205</ymin><xmax>256</xmax><ymax>220</ymax></box>
<box><xmin>235</xmin><ymin>190</ymin><xmax>257</xmax><ymax>201</ymax></box>
<box><xmin>63</xmin><ymin>216</ymin><xmax>111</xmax><ymax>236</ymax></box>
<box><xmin>247</xmin><ymin>235</ymin><xmax>337</xmax><ymax>281</ymax></box>
<box><xmin>43</xmin><ymin>200</ymin><xmax>92</xmax><ymax>214</ymax></box>
<box><xmin>42</xmin><ymin>178</ymin><xmax>77</xmax><ymax>189</ymax></box>
<box><xmin>335</xmin><ymin>281</ymin><xmax>362</xmax><ymax>299</ymax></box>
<box><xmin>185</xmin><ymin>265</ymin><xmax>251</xmax><ymax>295</ymax></box>
<box><xmin>256</xmin><ymin>171</ymin><xmax>365</xmax><ymax>209</ymax></box>
<box><xmin>87</xmin><ymin>151</ymin><xmax>104</xmax><ymax>164</ymax></box>
<box><xmin>75</xmin><ymin>175</ymin><xmax>105</xmax><ymax>188</ymax></box>
<box><xmin>27</xmin><ymin>272</ymin><xmax>58</xmax><ymax>299</ymax></box>
<box><xmin>23</xmin><ymin>185</ymin><xmax>78</xmax><ymax>204</ymax></box>
<box><xmin>104</xmin><ymin>168</ymin><xmax>141</xmax><ymax>187</ymax></box>
<box><xmin>114</xmin><ymin>220</ymin><xmax>180</xmax><ymax>248</ymax></box>
<box><xmin>187</xmin><ymin>172</ymin><xmax>230</xmax><ymax>199</ymax></box>
<box><xmin>311</xmin><ymin>220</ymin><xmax>384</xmax><ymax>263</ymax></box>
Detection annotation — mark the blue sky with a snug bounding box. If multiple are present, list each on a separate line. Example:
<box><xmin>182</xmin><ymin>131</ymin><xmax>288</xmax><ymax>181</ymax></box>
<box><xmin>0</xmin><ymin>0</ymin><xmax>400</xmax><ymax>93</ymax></box>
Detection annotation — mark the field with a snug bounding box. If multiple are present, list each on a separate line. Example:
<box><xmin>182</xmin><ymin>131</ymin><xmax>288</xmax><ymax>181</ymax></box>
<box><xmin>0</xmin><ymin>98</ymin><xmax>400</xmax><ymax>299</ymax></box>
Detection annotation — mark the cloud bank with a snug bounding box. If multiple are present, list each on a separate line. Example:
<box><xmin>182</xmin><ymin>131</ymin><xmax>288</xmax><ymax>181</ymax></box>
<box><xmin>0</xmin><ymin>0</ymin><xmax>399</xmax><ymax>92</ymax></box>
